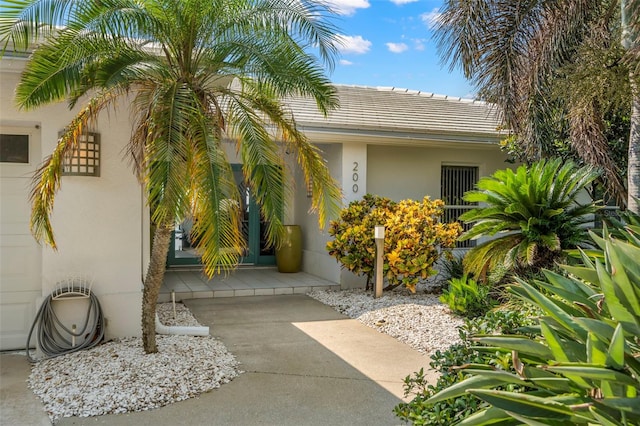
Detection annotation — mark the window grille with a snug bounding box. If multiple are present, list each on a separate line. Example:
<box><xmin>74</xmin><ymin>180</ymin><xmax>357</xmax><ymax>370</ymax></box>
<box><xmin>441</xmin><ymin>165</ymin><xmax>479</xmax><ymax>248</ymax></box>
<box><xmin>62</xmin><ymin>132</ymin><xmax>100</xmax><ymax>177</ymax></box>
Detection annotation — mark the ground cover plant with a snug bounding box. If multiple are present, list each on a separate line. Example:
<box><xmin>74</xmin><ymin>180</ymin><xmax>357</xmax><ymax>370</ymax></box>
<box><xmin>439</xmin><ymin>275</ymin><xmax>496</xmax><ymax>318</ymax></box>
<box><xmin>394</xmin><ymin>309</ymin><xmax>537</xmax><ymax>425</ymax></box>
<box><xmin>326</xmin><ymin>194</ymin><xmax>462</xmax><ymax>292</ymax></box>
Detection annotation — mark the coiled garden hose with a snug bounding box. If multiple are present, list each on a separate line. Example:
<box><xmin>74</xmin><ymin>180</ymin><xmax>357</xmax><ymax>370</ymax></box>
<box><xmin>26</xmin><ymin>287</ymin><xmax>105</xmax><ymax>363</ymax></box>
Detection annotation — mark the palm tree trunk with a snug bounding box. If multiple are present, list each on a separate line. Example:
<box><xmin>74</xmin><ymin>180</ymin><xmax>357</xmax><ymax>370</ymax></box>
<box><xmin>622</xmin><ymin>0</ymin><xmax>639</xmax><ymax>213</ymax></box>
<box><xmin>142</xmin><ymin>219</ymin><xmax>174</xmax><ymax>354</ymax></box>
<box><xmin>629</xmin><ymin>86</ymin><xmax>640</xmax><ymax>214</ymax></box>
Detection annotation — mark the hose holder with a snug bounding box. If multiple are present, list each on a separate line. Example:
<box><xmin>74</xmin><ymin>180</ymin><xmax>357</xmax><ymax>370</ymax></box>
<box><xmin>27</xmin><ymin>277</ymin><xmax>105</xmax><ymax>362</ymax></box>
<box><xmin>51</xmin><ymin>277</ymin><xmax>92</xmax><ymax>300</ymax></box>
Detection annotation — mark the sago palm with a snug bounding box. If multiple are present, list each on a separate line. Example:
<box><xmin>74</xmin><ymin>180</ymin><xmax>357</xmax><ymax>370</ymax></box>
<box><xmin>0</xmin><ymin>0</ymin><xmax>342</xmax><ymax>353</ymax></box>
<box><xmin>460</xmin><ymin>158</ymin><xmax>600</xmax><ymax>279</ymax></box>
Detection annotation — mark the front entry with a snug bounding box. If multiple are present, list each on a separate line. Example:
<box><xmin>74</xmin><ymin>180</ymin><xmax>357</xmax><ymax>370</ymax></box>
<box><xmin>167</xmin><ymin>164</ymin><xmax>275</xmax><ymax>267</ymax></box>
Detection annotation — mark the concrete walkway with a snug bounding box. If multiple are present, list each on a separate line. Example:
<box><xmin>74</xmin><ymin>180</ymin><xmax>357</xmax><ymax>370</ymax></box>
<box><xmin>0</xmin><ymin>353</ymin><xmax>50</xmax><ymax>426</ymax></box>
<box><xmin>2</xmin><ymin>295</ymin><xmax>435</xmax><ymax>426</ymax></box>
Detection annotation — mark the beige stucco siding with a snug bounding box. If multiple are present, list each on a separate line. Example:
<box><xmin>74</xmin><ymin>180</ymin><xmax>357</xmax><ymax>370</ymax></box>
<box><xmin>367</xmin><ymin>144</ymin><xmax>511</xmax><ymax>201</ymax></box>
<box><xmin>295</xmin><ymin>143</ymin><xmax>342</xmax><ymax>283</ymax></box>
<box><xmin>1</xmin><ymin>58</ymin><xmax>143</xmax><ymax>345</ymax></box>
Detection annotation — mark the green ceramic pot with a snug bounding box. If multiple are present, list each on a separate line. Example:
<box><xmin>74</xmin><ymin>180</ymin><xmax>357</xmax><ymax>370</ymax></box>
<box><xmin>276</xmin><ymin>225</ymin><xmax>302</xmax><ymax>273</ymax></box>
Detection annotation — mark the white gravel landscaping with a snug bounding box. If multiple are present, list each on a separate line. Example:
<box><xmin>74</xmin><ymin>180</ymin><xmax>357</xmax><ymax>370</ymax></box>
<box><xmin>307</xmin><ymin>288</ymin><xmax>464</xmax><ymax>355</ymax></box>
<box><xmin>29</xmin><ymin>289</ymin><xmax>463</xmax><ymax>423</ymax></box>
<box><xmin>29</xmin><ymin>303</ymin><xmax>241</xmax><ymax>423</ymax></box>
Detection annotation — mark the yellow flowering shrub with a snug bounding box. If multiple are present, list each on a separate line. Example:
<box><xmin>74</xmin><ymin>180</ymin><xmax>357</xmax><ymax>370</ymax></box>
<box><xmin>326</xmin><ymin>194</ymin><xmax>462</xmax><ymax>292</ymax></box>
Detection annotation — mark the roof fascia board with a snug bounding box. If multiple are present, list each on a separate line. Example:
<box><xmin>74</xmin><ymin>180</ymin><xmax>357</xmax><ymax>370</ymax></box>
<box><xmin>299</xmin><ymin>126</ymin><xmax>503</xmax><ymax>146</ymax></box>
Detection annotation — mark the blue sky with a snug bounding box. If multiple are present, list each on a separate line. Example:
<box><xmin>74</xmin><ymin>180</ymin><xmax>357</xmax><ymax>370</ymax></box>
<box><xmin>325</xmin><ymin>0</ymin><xmax>475</xmax><ymax>98</ymax></box>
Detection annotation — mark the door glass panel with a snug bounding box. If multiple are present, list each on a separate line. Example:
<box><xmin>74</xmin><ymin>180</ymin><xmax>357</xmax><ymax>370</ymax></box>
<box><xmin>172</xmin><ymin>218</ymin><xmax>199</xmax><ymax>261</ymax></box>
<box><xmin>234</xmin><ymin>168</ymin><xmax>252</xmax><ymax>260</ymax></box>
<box><xmin>259</xmin><ymin>219</ymin><xmax>275</xmax><ymax>256</ymax></box>
<box><xmin>167</xmin><ymin>164</ymin><xmax>277</xmax><ymax>266</ymax></box>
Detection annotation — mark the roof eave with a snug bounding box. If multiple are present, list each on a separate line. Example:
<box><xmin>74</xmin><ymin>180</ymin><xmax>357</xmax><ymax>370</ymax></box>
<box><xmin>300</xmin><ymin>126</ymin><xmax>503</xmax><ymax>148</ymax></box>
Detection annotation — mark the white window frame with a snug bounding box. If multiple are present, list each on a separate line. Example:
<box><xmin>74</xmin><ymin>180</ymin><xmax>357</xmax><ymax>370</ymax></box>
<box><xmin>0</xmin><ymin>125</ymin><xmax>41</xmax><ymax>178</ymax></box>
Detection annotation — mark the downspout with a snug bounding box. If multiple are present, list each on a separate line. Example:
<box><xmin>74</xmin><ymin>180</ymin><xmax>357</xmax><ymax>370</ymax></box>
<box><xmin>155</xmin><ymin>314</ymin><xmax>210</xmax><ymax>336</ymax></box>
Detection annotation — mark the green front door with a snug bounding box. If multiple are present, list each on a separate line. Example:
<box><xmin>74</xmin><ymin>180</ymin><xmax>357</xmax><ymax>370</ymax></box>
<box><xmin>167</xmin><ymin>164</ymin><xmax>275</xmax><ymax>267</ymax></box>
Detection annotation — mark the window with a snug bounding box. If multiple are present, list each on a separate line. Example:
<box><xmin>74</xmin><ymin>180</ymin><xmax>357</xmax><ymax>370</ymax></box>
<box><xmin>0</xmin><ymin>134</ymin><xmax>29</xmax><ymax>163</ymax></box>
<box><xmin>441</xmin><ymin>165</ymin><xmax>479</xmax><ymax>248</ymax></box>
<box><xmin>61</xmin><ymin>132</ymin><xmax>100</xmax><ymax>177</ymax></box>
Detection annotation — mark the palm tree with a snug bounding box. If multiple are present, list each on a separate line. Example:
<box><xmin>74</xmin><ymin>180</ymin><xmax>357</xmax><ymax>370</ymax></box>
<box><xmin>0</xmin><ymin>0</ymin><xmax>343</xmax><ymax>353</ymax></box>
<box><xmin>435</xmin><ymin>0</ymin><xmax>640</xmax><ymax>213</ymax></box>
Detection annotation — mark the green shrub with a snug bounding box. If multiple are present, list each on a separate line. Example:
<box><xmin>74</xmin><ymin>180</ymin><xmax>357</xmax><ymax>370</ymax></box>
<box><xmin>459</xmin><ymin>158</ymin><xmax>600</xmax><ymax>281</ymax></box>
<box><xmin>424</xmin><ymin>225</ymin><xmax>640</xmax><ymax>425</ymax></box>
<box><xmin>440</xmin><ymin>275</ymin><xmax>496</xmax><ymax>318</ymax></box>
<box><xmin>326</xmin><ymin>194</ymin><xmax>462</xmax><ymax>292</ymax></box>
<box><xmin>439</xmin><ymin>256</ymin><xmax>466</xmax><ymax>281</ymax></box>
<box><xmin>394</xmin><ymin>310</ymin><xmax>536</xmax><ymax>425</ymax></box>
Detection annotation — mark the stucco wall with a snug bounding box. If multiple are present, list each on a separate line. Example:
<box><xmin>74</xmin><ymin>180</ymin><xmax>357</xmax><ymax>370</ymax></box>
<box><xmin>367</xmin><ymin>144</ymin><xmax>511</xmax><ymax>201</ymax></box>
<box><xmin>295</xmin><ymin>143</ymin><xmax>343</xmax><ymax>283</ymax></box>
<box><xmin>1</xmin><ymin>58</ymin><xmax>143</xmax><ymax>341</ymax></box>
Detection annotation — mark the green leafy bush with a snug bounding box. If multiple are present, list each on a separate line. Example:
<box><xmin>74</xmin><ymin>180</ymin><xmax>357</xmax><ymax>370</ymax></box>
<box><xmin>394</xmin><ymin>310</ymin><xmax>536</xmax><ymax>425</ymax></box>
<box><xmin>438</xmin><ymin>256</ymin><xmax>466</xmax><ymax>281</ymax></box>
<box><xmin>440</xmin><ymin>276</ymin><xmax>496</xmax><ymax>318</ymax></box>
<box><xmin>425</xmin><ymin>225</ymin><xmax>640</xmax><ymax>425</ymax></box>
<box><xmin>326</xmin><ymin>194</ymin><xmax>462</xmax><ymax>292</ymax></box>
<box><xmin>460</xmin><ymin>158</ymin><xmax>600</xmax><ymax>280</ymax></box>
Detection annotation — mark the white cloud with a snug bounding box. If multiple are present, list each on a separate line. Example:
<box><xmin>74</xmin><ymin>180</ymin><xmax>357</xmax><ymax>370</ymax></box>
<box><xmin>335</xmin><ymin>34</ymin><xmax>372</xmax><ymax>54</ymax></box>
<box><xmin>325</xmin><ymin>0</ymin><xmax>370</xmax><ymax>16</ymax></box>
<box><xmin>413</xmin><ymin>38</ymin><xmax>426</xmax><ymax>51</ymax></box>
<box><xmin>420</xmin><ymin>8</ymin><xmax>442</xmax><ymax>29</ymax></box>
<box><xmin>339</xmin><ymin>59</ymin><xmax>354</xmax><ymax>66</ymax></box>
<box><xmin>389</xmin><ymin>0</ymin><xmax>419</xmax><ymax>4</ymax></box>
<box><xmin>386</xmin><ymin>42</ymin><xmax>408</xmax><ymax>53</ymax></box>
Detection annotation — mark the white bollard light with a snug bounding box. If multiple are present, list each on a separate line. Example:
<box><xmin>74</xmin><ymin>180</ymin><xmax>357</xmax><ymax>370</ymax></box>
<box><xmin>374</xmin><ymin>226</ymin><xmax>385</xmax><ymax>298</ymax></box>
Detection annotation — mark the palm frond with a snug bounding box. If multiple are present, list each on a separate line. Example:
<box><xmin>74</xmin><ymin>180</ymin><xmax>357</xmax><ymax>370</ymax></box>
<box><xmin>237</xmin><ymin>0</ymin><xmax>339</xmax><ymax>70</ymax></box>
<box><xmin>463</xmin><ymin>234</ymin><xmax>524</xmax><ymax>279</ymax></box>
<box><xmin>460</xmin><ymin>159</ymin><xmax>599</xmax><ymax>277</ymax></box>
<box><xmin>0</xmin><ymin>0</ymin><xmax>75</xmax><ymax>50</ymax></box>
<box><xmin>222</xmin><ymin>84</ymin><xmax>288</xmax><ymax>248</ymax></box>
<box><xmin>225</xmin><ymin>78</ymin><xmax>341</xmax><ymax>229</ymax></box>
<box><xmin>188</xmin><ymin>120</ymin><xmax>242</xmax><ymax>274</ymax></box>
<box><xmin>143</xmin><ymin>82</ymin><xmax>201</xmax><ymax>226</ymax></box>
<box><xmin>30</xmin><ymin>89</ymin><xmax>121</xmax><ymax>248</ymax></box>
<box><xmin>568</xmin><ymin>97</ymin><xmax>628</xmax><ymax>205</ymax></box>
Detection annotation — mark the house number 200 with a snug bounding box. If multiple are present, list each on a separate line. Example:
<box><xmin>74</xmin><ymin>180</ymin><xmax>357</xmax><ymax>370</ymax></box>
<box><xmin>352</xmin><ymin>162</ymin><xmax>359</xmax><ymax>193</ymax></box>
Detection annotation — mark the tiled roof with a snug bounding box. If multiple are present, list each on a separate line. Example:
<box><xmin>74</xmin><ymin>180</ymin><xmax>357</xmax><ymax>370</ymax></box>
<box><xmin>285</xmin><ymin>85</ymin><xmax>503</xmax><ymax>138</ymax></box>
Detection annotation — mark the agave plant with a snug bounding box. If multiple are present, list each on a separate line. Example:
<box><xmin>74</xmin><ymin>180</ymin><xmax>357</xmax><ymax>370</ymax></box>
<box><xmin>426</xmin><ymin>225</ymin><xmax>640</xmax><ymax>425</ymax></box>
<box><xmin>460</xmin><ymin>158</ymin><xmax>601</xmax><ymax>280</ymax></box>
